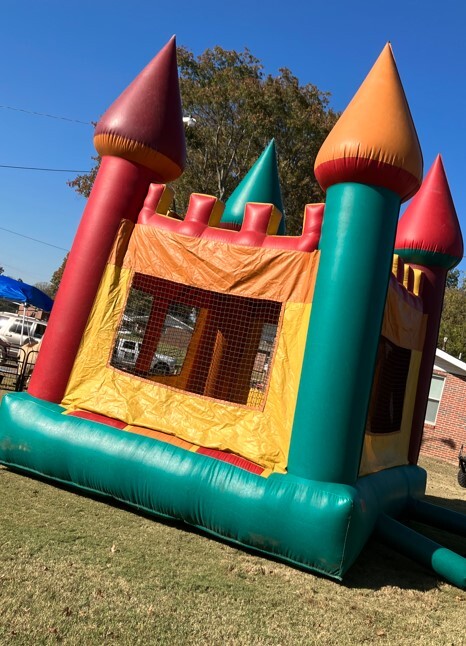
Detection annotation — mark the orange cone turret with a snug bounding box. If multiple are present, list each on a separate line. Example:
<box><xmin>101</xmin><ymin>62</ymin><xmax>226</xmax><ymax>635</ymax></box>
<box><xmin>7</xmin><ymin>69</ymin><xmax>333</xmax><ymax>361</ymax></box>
<box><xmin>315</xmin><ymin>44</ymin><xmax>423</xmax><ymax>202</ymax></box>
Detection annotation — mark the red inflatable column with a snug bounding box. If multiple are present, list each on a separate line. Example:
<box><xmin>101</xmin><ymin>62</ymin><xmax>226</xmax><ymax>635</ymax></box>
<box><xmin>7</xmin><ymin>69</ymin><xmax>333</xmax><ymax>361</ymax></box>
<box><xmin>29</xmin><ymin>37</ymin><xmax>186</xmax><ymax>402</ymax></box>
<box><xmin>394</xmin><ymin>156</ymin><xmax>463</xmax><ymax>463</ymax></box>
<box><xmin>407</xmin><ymin>264</ymin><xmax>448</xmax><ymax>462</ymax></box>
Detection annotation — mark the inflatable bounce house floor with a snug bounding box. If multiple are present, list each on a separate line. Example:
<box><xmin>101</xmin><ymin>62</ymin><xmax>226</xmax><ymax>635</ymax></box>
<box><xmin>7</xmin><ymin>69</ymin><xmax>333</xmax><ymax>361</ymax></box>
<box><xmin>1</xmin><ymin>39</ymin><xmax>465</xmax><ymax>588</ymax></box>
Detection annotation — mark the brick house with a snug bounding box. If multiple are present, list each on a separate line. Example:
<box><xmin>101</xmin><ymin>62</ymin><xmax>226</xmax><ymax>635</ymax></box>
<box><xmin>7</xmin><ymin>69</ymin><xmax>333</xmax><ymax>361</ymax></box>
<box><xmin>17</xmin><ymin>304</ymin><xmax>49</xmax><ymax>321</ymax></box>
<box><xmin>421</xmin><ymin>349</ymin><xmax>466</xmax><ymax>464</ymax></box>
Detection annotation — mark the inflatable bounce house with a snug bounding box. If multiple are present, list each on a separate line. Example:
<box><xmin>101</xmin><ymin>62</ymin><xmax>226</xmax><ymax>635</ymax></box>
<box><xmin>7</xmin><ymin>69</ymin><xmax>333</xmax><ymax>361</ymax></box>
<box><xmin>1</xmin><ymin>39</ymin><xmax>465</xmax><ymax>587</ymax></box>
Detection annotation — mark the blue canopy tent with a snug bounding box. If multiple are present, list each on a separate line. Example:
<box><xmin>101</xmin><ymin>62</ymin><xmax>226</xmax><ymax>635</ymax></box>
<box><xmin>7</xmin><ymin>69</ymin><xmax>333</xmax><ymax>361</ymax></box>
<box><xmin>0</xmin><ymin>276</ymin><xmax>54</xmax><ymax>312</ymax></box>
<box><xmin>0</xmin><ymin>276</ymin><xmax>54</xmax><ymax>347</ymax></box>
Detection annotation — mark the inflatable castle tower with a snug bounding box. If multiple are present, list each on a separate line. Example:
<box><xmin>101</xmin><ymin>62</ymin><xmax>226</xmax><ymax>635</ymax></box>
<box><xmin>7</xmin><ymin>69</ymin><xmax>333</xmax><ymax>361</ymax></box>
<box><xmin>1</xmin><ymin>38</ymin><xmax>465</xmax><ymax>587</ymax></box>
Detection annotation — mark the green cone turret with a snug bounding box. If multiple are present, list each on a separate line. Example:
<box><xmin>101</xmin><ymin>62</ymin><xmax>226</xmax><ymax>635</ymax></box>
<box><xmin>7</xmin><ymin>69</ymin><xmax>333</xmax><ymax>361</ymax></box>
<box><xmin>221</xmin><ymin>139</ymin><xmax>286</xmax><ymax>234</ymax></box>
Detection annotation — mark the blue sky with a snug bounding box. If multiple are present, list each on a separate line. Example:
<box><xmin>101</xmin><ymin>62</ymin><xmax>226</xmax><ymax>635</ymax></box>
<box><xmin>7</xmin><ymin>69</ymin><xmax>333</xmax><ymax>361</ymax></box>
<box><xmin>1</xmin><ymin>0</ymin><xmax>465</xmax><ymax>285</ymax></box>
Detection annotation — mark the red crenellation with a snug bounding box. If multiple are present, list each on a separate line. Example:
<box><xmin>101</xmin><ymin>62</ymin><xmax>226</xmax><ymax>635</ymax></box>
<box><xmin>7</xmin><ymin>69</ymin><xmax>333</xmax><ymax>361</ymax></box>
<box><xmin>135</xmin><ymin>183</ymin><xmax>324</xmax><ymax>253</ymax></box>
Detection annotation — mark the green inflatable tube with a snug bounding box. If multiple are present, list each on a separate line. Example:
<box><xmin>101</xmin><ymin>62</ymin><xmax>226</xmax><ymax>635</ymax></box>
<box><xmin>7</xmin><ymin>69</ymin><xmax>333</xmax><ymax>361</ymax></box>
<box><xmin>408</xmin><ymin>498</ymin><xmax>466</xmax><ymax>536</ymax></box>
<box><xmin>376</xmin><ymin>513</ymin><xmax>466</xmax><ymax>589</ymax></box>
<box><xmin>0</xmin><ymin>392</ymin><xmax>428</xmax><ymax>581</ymax></box>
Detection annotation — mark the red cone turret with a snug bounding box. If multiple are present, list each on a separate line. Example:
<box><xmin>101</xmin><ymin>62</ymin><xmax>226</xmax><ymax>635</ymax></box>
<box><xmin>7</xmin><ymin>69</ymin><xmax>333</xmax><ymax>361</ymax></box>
<box><xmin>395</xmin><ymin>155</ymin><xmax>463</xmax><ymax>268</ymax></box>
<box><xmin>394</xmin><ymin>156</ymin><xmax>463</xmax><ymax>463</ymax></box>
<box><xmin>95</xmin><ymin>36</ymin><xmax>186</xmax><ymax>181</ymax></box>
<box><xmin>29</xmin><ymin>38</ymin><xmax>185</xmax><ymax>403</ymax></box>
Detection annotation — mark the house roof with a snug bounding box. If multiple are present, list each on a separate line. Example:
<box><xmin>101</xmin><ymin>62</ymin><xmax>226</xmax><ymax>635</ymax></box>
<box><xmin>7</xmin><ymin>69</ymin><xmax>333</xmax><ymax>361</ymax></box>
<box><xmin>434</xmin><ymin>348</ymin><xmax>466</xmax><ymax>376</ymax></box>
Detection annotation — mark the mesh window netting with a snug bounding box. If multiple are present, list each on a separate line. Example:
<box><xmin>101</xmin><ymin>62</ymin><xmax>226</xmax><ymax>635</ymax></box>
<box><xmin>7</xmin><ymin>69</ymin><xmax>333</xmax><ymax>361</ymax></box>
<box><xmin>110</xmin><ymin>273</ymin><xmax>282</xmax><ymax>409</ymax></box>
<box><xmin>366</xmin><ymin>336</ymin><xmax>411</xmax><ymax>434</ymax></box>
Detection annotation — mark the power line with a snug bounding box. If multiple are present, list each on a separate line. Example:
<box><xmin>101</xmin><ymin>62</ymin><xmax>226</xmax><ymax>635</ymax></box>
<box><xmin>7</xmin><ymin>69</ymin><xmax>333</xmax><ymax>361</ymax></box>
<box><xmin>0</xmin><ymin>102</ymin><xmax>131</xmax><ymax>174</ymax></box>
<box><xmin>0</xmin><ymin>226</ymin><xmax>69</xmax><ymax>252</ymax></box>
<box><xmin>0</xmin><ymin>164</ymin><xmax>90</xmax><ymax>173</ymax></box>
<box><xmin>0</xmin><ymin>104</ymin><xmax>93</xmax><ymax>172</ymax></box>
<box><xmin>0</xmin><ymin>222</ymin><xmax>462</xmax><ymax>260</ymax></box>
<box><xmin>0</xmin><ymin>104</ymin><xmax>92</xmax><ymax>125</ymax></box>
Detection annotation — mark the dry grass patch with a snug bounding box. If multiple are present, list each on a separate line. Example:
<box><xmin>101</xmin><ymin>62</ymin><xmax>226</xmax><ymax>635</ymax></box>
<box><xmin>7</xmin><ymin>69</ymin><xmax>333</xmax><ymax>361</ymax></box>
<box><xmin>0</xmin><ymin>456</ymin><xmax>465</xmax><ymax>645</ymax></box>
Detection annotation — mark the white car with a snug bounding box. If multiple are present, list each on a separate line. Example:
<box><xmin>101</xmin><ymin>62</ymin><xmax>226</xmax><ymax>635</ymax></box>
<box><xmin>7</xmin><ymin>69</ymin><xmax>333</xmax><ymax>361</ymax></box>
<box><xmin>112</xmin><ymin>338</ymin><xmax>176</xmax><ymax>376</ymax></box>
<box><xmin>0</xmin><ymin>312</ymin><xmax>47</xmax><ymax>358</ymax></box>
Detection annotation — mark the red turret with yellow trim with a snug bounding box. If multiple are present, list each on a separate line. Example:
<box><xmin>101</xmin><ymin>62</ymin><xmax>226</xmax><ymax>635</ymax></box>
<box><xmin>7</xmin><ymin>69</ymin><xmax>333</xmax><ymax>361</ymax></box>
<box><xmin>94</xmin><ymin>36</ymin><xmax>185</xmax><ymax>181</ymax></box>
<box><xmin>29</xmin><ymin>37</ymin><xmax>186</xmax><ymax>403</ymax></box>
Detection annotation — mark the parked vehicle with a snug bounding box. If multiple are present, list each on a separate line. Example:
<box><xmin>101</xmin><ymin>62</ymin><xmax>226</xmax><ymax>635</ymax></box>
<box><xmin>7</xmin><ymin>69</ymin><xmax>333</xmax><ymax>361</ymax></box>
<box><xmin>112</xmin><ymin>338</ymin><xmax>177</xmax><ymax>376</ymax></box>
<box><xmin>458</xmin><ymin>445</ymin><xmax>466</xmax><ymax>488</ymax></box>
<box><xmin>0</xmin><ymin>313</ymin><xmax>47</xmax><ymax>357</ymax></box>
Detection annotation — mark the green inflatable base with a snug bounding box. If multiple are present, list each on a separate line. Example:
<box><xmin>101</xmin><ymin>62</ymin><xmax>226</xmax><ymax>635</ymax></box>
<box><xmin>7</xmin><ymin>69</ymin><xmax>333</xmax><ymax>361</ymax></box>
<box><xmin>0</xmin><ymin>392</ymin><xmax>427</xmax><ymax>581</ymax></box>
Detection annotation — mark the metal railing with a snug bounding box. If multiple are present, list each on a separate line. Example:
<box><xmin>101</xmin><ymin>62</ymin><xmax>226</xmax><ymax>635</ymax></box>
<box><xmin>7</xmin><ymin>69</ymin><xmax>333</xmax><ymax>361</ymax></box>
<box><xmin>0</xmin><ymin>348</ymin><xmax>39</xmax><ymax>392</ymax></box>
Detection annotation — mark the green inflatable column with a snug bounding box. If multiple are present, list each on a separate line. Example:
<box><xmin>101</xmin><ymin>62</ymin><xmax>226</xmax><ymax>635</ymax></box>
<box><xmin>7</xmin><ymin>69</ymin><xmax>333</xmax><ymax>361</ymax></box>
<box><xmin>287</xmin><ymin>44</ymin><xmax>423</xmax><ymax>484</ymax></box>
<box><xmin>221</xmin><ymin>139</ymin><xmax>286</xmax><ymax>234</ymax></box>
<box><xmin>288</xmin><ymin>183</ymin><xmax>400</xmax><ymax>483</ymax></box>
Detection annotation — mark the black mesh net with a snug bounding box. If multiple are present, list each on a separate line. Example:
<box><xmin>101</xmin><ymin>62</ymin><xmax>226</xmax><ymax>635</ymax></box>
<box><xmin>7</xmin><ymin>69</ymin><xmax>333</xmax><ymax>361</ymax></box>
<box><xmin>366</xmin><ymin>336</ymin><xmax>411</xmax><ymax>434</ymax></box>
<box><xmin>110</xmin><ymin>273</ymin><xmax>282</xmax><ymax>409</ymax></box>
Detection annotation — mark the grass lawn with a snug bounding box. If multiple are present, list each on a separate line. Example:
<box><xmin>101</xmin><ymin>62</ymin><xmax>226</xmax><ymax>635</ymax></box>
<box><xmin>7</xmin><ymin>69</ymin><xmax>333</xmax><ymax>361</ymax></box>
<box><xmin>0</xmin><ymin>452</ymin><xmax>465</xmax><ymax>644</ymax></box>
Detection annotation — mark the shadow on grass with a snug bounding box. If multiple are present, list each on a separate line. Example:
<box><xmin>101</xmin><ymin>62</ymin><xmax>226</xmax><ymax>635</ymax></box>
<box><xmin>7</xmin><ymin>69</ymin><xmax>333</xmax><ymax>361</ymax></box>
<box><xmin>343</xmin><ymin>539</ymin><xmax>440</xmax><ymax>592</ymax></box>
<box><xmin>341</xmin><ymin>493</ymin><xmax>466</xmax><ymax>591</ymax></box>
<box><xmin>345</xmin><ymin>514</ymin><xmax>466</xmax><ymax>592</ymax></box>
<box><xmin>424</xmin><ymin>493</ymin><xmax>466</xmax><ymax>515</ymax></box>
<box><xmin>4</xmin><ymin>465</ymin><xmax>465</xmax><ymax>594</ymax></box>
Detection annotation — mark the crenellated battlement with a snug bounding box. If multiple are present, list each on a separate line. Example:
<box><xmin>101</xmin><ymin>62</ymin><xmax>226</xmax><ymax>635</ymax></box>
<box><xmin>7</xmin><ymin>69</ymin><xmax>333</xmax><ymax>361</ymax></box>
<box><xmin>391</xmin><ymin>254</ymin><xmax>424</xmax><ymax>298</ymax></box>
<box><xmin>136</xmin><ymin>182</ymin><xmax>323</xmax><ymax>252</ymax></box>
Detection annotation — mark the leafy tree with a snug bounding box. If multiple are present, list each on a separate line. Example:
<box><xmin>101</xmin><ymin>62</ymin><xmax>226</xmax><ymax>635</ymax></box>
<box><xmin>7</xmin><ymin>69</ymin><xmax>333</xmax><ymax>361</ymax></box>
<box><xmin>69</xmin><ymin>46</ymin><xmax>338</xmax><ymax>235</ymax></box>
<box><xmin>69</xmin><ymin>156</ymin><xmax>99</xmax><ymax>199</ymax></box>
<box><xmin>49</xmin><ymin>254</ymin><xmax>68</xmax><ymax>298</ymax></box>
<box><xmin>438</xmin><ymin>270</ymin><xmax>466</xmax><ymax>359</ymax></box>
<box><xmin>0</xmin><ymin>299</ymin><xmax>16</xmax><ymax>313</ymax></box>
<box><xmin>445</xmin><ymin>268</ymin><xmax>460</xmax><ymax>289</ymax></box>
<box><xmin>65</xmin><ymin>47</ymin><xmax>466</xmax><ymax>363</ymax></box>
